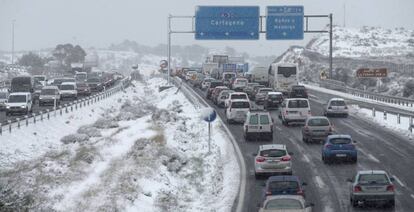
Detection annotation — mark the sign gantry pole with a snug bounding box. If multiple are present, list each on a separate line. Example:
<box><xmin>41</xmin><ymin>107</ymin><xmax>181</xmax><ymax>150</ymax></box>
<box><xmin>167</xmin><ymin>14</ymin><xmax>172</xmax><ymax>85</ymax></box>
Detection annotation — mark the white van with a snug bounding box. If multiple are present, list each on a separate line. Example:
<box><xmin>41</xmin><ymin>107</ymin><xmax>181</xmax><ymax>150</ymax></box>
<box><xmin>60</xmin><ymin>82</ymin><xmax>78</xmax><ymax>100</ymax></box>
<box><xmin>279</xmin><ymin>98</ymin><xmax>311</xmax><ymax>125</ymax></box>
<box><xmin>6</xmin><ymin>92</ymin><xmax>32</xmax><ymax>115</ymax></box>
<box><xmin>225</xmin><ymin>99</ymin><xmax>251</xmax><ymax>124</ymax></box>
<box><xmin>246</xmin><ymin>66</ymin><xmax>268</xmax><ymax>85</ymax></box>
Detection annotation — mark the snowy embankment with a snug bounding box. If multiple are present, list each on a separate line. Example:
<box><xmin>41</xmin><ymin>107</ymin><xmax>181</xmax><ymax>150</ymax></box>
<box><xmin>0</xmin><ymin>77</ymin><xmax>239</xmax><ymax>212</ymax></box>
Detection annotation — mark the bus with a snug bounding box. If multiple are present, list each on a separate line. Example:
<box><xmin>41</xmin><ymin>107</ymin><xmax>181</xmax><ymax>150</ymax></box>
<box><xmin>268</xmin><ymin>63</ymin><xmax>299</xmax><ymax>95</ymax></box>
<box><xmin>10</xmin><ymin>76</ymin><xmax>34</xmax><ymax>93</ymax></box>
<box><xmin>75</xmin><ymin>72</ymin><xmax>88</xmax><ymax>82</ymax></box>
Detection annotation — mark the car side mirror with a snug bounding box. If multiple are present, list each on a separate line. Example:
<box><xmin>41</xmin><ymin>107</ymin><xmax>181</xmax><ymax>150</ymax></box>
<box><xmin>390</xmin><ymin>177</ymin><xmax>395</xmax><ymax>182</ymax></box>
<box><xmin>346</xmin><ymin>178</ymin><xmax>353</xmax><ymax>183</ymax></box>
<box><xmin>302</xmin><ymin>182</ymin><xmax>307</xmax><ymax>186</ymax></box>
<box><xmin>305</xmin><ymin>203</ymin><xmax>315</xmax><ymax>208</ymax></box>
<box><xmin>252</xmin><ymin>153</ymin><xmax>257</xmax><ymax>157</ymax></box>
<box><xmin>353</xmin><ymin>140</ymin><xmax>357</xmax><ymax>143</ymax></box>
<box><xmin>288</xmin><ymin>152</ymin><xmax>294</xmax><ymax>156</ymax></box>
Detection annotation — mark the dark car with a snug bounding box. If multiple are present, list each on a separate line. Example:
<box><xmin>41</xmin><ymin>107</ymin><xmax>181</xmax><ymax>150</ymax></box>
<box><xmin>206</xmin><ymin>80</ymin><xmax>224</xmax><ymax>99</ymax></box>
<box><xmin>289</xmin><ymin>85</ymin><xmax>308</xmax><ymax>98</ymax></box>
<box><xmin>76</xmin><ymin>82</ymin><xmax>92</xmax><ymax>96</ymax></box>
<box><xmin>262</xmin><ymin>176</ymin><xmax>307</xmax><ymax>201</ymax></box>
<box><xmin>87</xmin><ymin>78</ymin><xmax>103</xmax><ymax>92</ymax></box>
<box><xmin>264</xmin><ymin>92</ymin><xmax>284</xmax><ymax>110</ymax></box>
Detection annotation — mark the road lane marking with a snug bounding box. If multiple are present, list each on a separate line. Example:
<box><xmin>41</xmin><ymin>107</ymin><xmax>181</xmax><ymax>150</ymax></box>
<box><xmin>275</xmin><ymin>126</ymin><xmax>282</xmax><ymax>131</ymax></box>
<box><xmin>314</xmin><ymin>176</ymin><xmax>326</xmax><ymax>189</ymax></box>
<box><xmin>358</xmin><ymin>148</ymin><xmax>381</xmax><ymax>163</ymax></box>
<box><xmin>303</xmin><ymin>154</ymin><xmax>311</xmax><ymax>163</ymax></box>
<box><xmin>392</xmin><ymin>175</ymin><xmax>406</xmax><ymax>187</ymax></box>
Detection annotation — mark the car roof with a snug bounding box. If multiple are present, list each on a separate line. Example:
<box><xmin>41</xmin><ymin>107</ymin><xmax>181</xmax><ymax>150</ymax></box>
<box><xmin>286</xmin><ymin>98</ymin><xmax>308</xmax><ymax>101</ymax></box>
<box><xmin>215</xmin><ymin>86</ymin><xmax>228</xmax><ymax>89</ymax></box>
<box><xmin>358</xmin><ymin>170</ymin><xmax>388</xmax><ymax>175</ymax></box>
<box><xmin>259</xmin><ymin>144</ymin><xmax>286</xmax><ymax>151</ymax></box>
<box><xmin>268</xmin><ymin>175</ymin><xmax>299</xmax><ymax>182</ymax></box>
<box><xmin>231</xmin><ymin>99</ymin><xmax>250</xmax><ymax>103</ymax></box>
<box><xmin>231</xmin><ymin>92</ymin><xmax>247</xmax><ymax>95</ymax></box>
<box><xmin>268</xmin><ymin>92</ymin><xmax>283</xmax><ymax>95</ymax></box>
<box><xmin>42</xmin><ymin>86</ymin><xmax>59</xmax><ymax>90</ymax></box>
<box><xmin>259</xmin><ymin>87</ymin><xmax>272</xmax><ymax>90</ymax></box>
<box><xmin>327</xmin><ymin>134</ymin><xmax>352</xmax><ymax>139</ymax></box>
<box><xmin>61</xmin><ymin>82</ymin><xmax>76</xmax><ymax>85</ymax></box>
<box><xmin>264</xmin><ymin>195</ymin><xmax>305</xmax><ymax>202</ymax></box>
<box><xmin>9</xmin><ymin>92</ymin><xmax>30</xmax><ymax>96</ymax></box>
<box><xmin>330</xmin><ymin>98</ymin><xmax>345</xmax><ymax>101</ymax></box>
<box><xmin>307</xmin><ymin>116</ymin><xmax>329</xmax><ymax>120</ymax></box>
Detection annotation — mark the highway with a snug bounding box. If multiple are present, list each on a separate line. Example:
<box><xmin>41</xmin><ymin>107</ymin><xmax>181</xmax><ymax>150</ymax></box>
<box><xmin>186</xmin><ymin>82</ymin><xmax>414</xmax><ymax>212</ymax></box>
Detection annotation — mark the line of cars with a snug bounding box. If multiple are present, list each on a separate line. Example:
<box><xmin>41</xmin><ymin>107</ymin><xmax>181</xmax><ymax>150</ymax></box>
<box><xmin>0</xmin><ymin>71</ymin><xmax>121</xmax><ymax>116</ymax></box>
<box><xmin>187</xmin><ymin>72</ymin><xmax>396</xmax><ymax>210</ymax></box>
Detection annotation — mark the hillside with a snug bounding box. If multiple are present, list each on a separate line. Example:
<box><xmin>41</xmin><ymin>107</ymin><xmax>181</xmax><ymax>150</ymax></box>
<box><xmin>275</xmin><ymin>26</ymin><xmax>414</xmax><ymax>98</ymax></box>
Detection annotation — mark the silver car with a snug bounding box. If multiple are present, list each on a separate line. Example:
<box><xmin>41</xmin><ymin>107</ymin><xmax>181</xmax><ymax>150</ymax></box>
<box><xmin>259</xmin><ymin>195</ymin><xmax>313</xmax><ymax>212</ymax></box>
<box><xmin>323</xmin><ymin>98</ymin><xmax>349</xmax><ymax>117</ymax></box>
<box><xmin>254</xmin><ymin>144</ymin><xmax>293</xmax><ymax>178</ymax></box>
<box><xmin>217</xmin><ymin>90</ymin><xmax>234</xmax><ymax>108</ymax></box>
<box><xmin>255</xmin><ymin>88</ymin><xmax>273</xmax><ymax>104</ymax></box>
<box><xmin>302</xmin><ymin>116</ymin><xmax>333</xmax><ymax>143</ymax></box>
<box><xmin>348</xmin><ymin>170</ymin><xmax>395</xmax><ymax>208</ymax></box>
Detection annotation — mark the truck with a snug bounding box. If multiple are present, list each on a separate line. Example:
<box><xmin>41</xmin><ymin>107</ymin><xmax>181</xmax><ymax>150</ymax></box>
<box><xmin>10</xmin><ymin>76</ymin><xmax>34</xmax><ymax>93</ymax></box>
<box><xmin>202</xmin><ymin>62</ymin><xmax>219</xmax><ymax>75</ymax></box>
<box><xmin>246</xmin><ymin>66</ymin><xmax>268</xmax><ymax>86</ymax></box>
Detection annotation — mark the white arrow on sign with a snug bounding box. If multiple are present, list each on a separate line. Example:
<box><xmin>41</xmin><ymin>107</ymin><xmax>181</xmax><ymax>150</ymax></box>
<box><xmin>225</xmin><ymin>32</ymin><xmax>229</xmax><ymax>36</ymax></box>
<box><xmin>250</xmin><ymin>32</ymin><xmax>255</xmax><ymax>36</ymax></box>
<box><xmin>282</xmin><ymin>32</ymin><xmax>287</xmax><ymax>36</ymax></box>
<box><xmin>200</xmin><ymin>32</ymin><xmax>204</xmax><ymax>36</ymax></box>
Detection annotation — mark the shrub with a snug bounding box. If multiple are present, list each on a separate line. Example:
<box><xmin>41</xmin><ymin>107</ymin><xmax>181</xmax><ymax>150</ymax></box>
<box><xmin>403</xmin><ymin>79</ymin><xmax>414</xmax><ymax>97</ymax></box>
<box><xmin>61</xmin><ymin>133</ymin><xmax>90</xmax><ymax>144</ymax></box>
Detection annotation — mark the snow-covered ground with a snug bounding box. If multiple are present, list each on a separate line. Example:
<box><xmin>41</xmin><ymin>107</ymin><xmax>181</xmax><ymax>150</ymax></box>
<box><xmin>309</xmin><ymin>26</ymin><xmax>414</xmax><ymax>58</ymax></box>
<box><xmin>0</xmin><ymin>77</ymin><xmax>239</xmax><ymax>211</ymax></box>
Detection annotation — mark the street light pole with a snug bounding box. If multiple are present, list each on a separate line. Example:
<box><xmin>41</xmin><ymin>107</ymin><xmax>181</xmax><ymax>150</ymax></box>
<box><xmin>11</xmin><ymin>19</ymin><xmax>16</xmax><ymax>64</ymax></box>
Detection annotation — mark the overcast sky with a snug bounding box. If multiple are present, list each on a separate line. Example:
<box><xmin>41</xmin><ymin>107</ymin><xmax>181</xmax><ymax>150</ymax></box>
<box><xmin>1</xmin><ymin>0</ymin><xmax>414</xmax><ymax>56</ymax></box>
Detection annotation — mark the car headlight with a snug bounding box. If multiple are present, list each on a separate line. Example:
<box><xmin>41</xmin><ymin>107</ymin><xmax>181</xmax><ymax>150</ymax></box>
<box><xmin>6</xmin><ymin>105</ymin><xmax>10</xmax><ymax>109</ymax></box>
<box><xmin>20</xmin><ymin>105</ymin><xmax>26</xmax><ymax>108</ymax></box>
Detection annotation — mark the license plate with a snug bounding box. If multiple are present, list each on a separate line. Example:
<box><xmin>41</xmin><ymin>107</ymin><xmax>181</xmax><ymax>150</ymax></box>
<box><xmin>336</xmin><ymin>154</ymin><xmax>346</xmax><ymax>157</ymax></box>
<box><xmin>249</xmin><ymin>126</ymin><xmax>259</xmax><ymax>129</ymax></box>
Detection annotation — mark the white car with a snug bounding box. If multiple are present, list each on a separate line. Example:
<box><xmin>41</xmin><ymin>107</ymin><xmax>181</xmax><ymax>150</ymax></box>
<box><xmin>225</xmin><ymin>92</ymin><xmax>250</xmax><ymax>108</ymax></box>
<box><xmin>254</xmin><ymin>144</ymin><xmax>293</xmax><ymax>177</ymax></box>
<box><xmin>201</xmin><ymin>78</ymin><xmax>213</xmax><ymax>90</ymax></box>
<box><xmin>259</xmin><ymin>195</ymin><xmax>313</xmax><ymax>212</ymax></box>
<box><xmin>6</xmin><ymin>92</ymin><xmax>32</xmax><ymax>115</ymax></box>
<box><xmin>60</xmin><ymin>82</ymin><xmax>78</xmax><ymax>100</ymax></box>
<box><xmin>217</xmin><ymin>90</ymin><xmax>234</xmax><ymax>108</ymax></box>
<box><xmin>231</xmin><ymin>77</ymin><xmax>248</xmax><ymax>91</ymax></box>
<box><xmin>279</xmin><ymin>98</ymin><xmax>311</xmax><ymax>125</ymax></box>
<box><xmin>39</xmin><ymin>86</ymin><xmax>61</xmax><ymax>106</ymax></box>
<box><xmin>244</xmin><ymin>111</ymin><xmax>273</xmax><ymax>141</ymax></box>
<box><xmin>323</xmin><ymin>98</ymin><xmax>349</xmax><ymax>117</ymax></box>
<box><xmin>225</xmin><ymin>99</ymin><xmax>250</xmax><ymax>124</ymax></box>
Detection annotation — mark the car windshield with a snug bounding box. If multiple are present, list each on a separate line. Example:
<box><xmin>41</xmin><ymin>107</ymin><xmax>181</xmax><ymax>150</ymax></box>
<box><xmin>260</xmin><ymin>149</ymin><xmax>286</xmax><ymax>157</ymax></box>
<box><xmin>269</xmin><ymin>181</ymin><xmax>299</xmax><ymax>191</ymax></box>
<box><xmin>231</xmin><ymin>94</ymin><xmax>247</xmax><ymax>99</ymax></box>
<box><xmin>235</xmin><ymin>79</ymin><xmax>247</xmax><ymax>84</ymax></box>
<box><xmin>269</xmin><ymin>94</ymin><xmax>283</xmax><ymax>100</ymax></box>
<box><xmin>260</xmin><ymin>115</ymin><xmax>270</xmax><ymax>124</ymax></box>
<box><xmin>88</xmin><ymin>78</ymin><xmax>100</xmax><ymax>83</ymax></box>
<box><xmin>0</xmin><ymin>93</ymin><xmax>7</xmax><ymax>99</ymax></box>
<box><xmin>330</xmin><ymin>138</ymin><xmax>351</xmax><ymax>145</ymax></box>
<box><xmin>330</xmin><ymin>100</ymin><xmax>346</xmax><ymax>106</ymax></box>
<box><xmin>34</xmin><ymin>76</ymin><xmax>46</xmax><ymax>81</ymax></box>
<box><xmin>308</xmin><ymin>118</ymin><xmax>330</xmax><ymax>126</ymax></box>
<box><xmin>8</xmin><ymin>95</ymin><xmax>26</xmax><ymax>103</ymax></box>
<box><xmin>231</xmin><ymin>102</ymin><xmax>249</xmax><ymax>108</ymax></box>
<box><xmin>288</xmin><ymin>100</ymin><xmax>309</xmax><ymax>108</ymax></box>
<box><xmin>265</xmin><ymin>199</ymin><xmax>303</xmax><ymax>209</ymax></box>
<box><xmin>77</xmin><ymin>83</ymin><xmax>88</xmax><ymax>88</ymax></box>
<box><xmin>41</xmin><ymin>89</ymin><xmax>56</xmax><ymax>95</ymax></box>
<box><xmin>210</xmin><ymin>81</ymin><xmax>223</xmax><ymax>88</ymax></box>
<box><xmin>358</xmin><ymin>174</ymin><xmax>389</xmax><ymax>184</ymax></box>
<box><xmin>60</xmin><ymin>85</ymin><xmax>74</xmax><ymax>90</ymax></box>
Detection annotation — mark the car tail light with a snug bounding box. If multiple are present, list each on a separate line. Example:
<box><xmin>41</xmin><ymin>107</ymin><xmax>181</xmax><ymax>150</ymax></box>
<box><xmin>256</xmin><ymin>157</ymin><xmax>266</xmax><ymax>163</ymax></box>
<box><xmin>245</xmin><ymin>125</ymin><xmax>248</xmax><ymax>132</ymax></box>
<box><xmin>325</xmin><ymin>144</ymin><xmax>332</xmax><ymax>149</ymax></box>
<box><xmin>387</xmin><ymin>185</ymin><xmax>395</xmax><ymax>192</ymax></box>
<box><xmin>328</xmin><ymin>106</ymin><xmax>332</xmax><ymax>109</ymax></box>
<box><xmin>354</xmin><ymin>186</ymin><xmax>362</xmax><ymax>192</ymax></box>
<box><xmin>328</xmin><ymin>126</ymin><xmax>333</xmax><ymax>132</ymax></box>
<box><xmin>285</xmin><ymin>111</ymin><xmax>289</xmax><ymax>116</ymax></box>
<box><xmin>308</xmin><ymin>110</ymin><xmax>311</xmax><ymax>115</ymax></box>
<box><xmin>304</xmin><ymin>126</ymin><xmax>309</xmax><ymax>132</ymax></box>
<box><xmin>297</xmin><ymin>189</ymin><xmax>304</xmax><ymax>196</ymax></box>
<box><xmin>281</xmin><ymin>155</ymin><xmax>291</xmax><ymax>161</ymax></box>
<box><xmin>265</xmin><ymin>191</ymin><xmax>272</xmax><ymax>196</ymax></box>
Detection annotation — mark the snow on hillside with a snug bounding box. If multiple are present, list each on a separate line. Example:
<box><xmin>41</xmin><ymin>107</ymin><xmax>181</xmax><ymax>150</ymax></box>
<box><xmin>308</xmin><ymin>26</ymin><xmax>414</xmax><ymax>58</ymax></box>
<box><xmin>0</xmin><ymin>76</ymin><xmax>238</xmax><ymax>212</ymax></box>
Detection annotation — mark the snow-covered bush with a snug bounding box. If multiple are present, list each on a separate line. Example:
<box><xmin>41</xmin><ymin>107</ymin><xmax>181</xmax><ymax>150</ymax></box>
<box><xmin>61</xmin><ymin>133</ymin><xmax>90</xmax><ymax>144</ymax></box>
<box><xmin>93</xmin><ymin>117</ymin><xmax>119</xmax><ymax>129</ymax></box>
<box><xmin>77</xmin><ymin>125</ymin><xmax>102</xmax><ymax>137</ymax></box>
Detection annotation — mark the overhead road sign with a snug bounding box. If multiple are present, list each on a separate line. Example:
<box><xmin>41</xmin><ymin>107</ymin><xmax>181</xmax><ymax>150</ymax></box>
<box><xmin>266</xmin><ymin>6</ymin><xmax>304</xmax><ymax>40</ymax></box>
<box><xmin>195</xmin><ymin>6</ymin><xmax>260</xmax><ymax>40</ymax></box>
<box><xmin>356</xmin><ymin>68</ymin><xmax>388</xmax><ymax>78</ymax></box>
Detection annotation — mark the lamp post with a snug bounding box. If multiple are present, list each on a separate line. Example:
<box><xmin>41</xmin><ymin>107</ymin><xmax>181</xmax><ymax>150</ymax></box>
<box><xmin>11</xmin><ymin>19</ymin><xmax>16</xmax><ymax>64</ymax></box>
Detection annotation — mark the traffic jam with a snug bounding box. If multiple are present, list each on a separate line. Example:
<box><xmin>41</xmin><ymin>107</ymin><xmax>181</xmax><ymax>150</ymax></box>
<box><xmin>174</xmin><ymin>55</ymin><xmax>397</xmax><ymax>211</ymax></box>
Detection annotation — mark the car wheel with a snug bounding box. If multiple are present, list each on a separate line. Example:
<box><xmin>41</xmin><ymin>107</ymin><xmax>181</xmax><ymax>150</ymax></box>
<box><xmin>269</xmin><ymin>134</ymin><xmax>273</xmax><ymax>141</ymax></box>
<box><xmin>352</xmin><ymin>157</ymin><xmax>358</xmax><ymax>164</ymax></box>
<box><xmin>388</xmin><ymin>199</ymin><xmax>395</xmax><ymax>208</ymax></box>
<box><xmin>351</xmin><ymin>198</ymin><xmax>358</xmax><ymax>207</ymax></box>
<box><xmin>344</xmin><ymin>114</ymin><xmax>349</xmax><ymax>118</ymax></box>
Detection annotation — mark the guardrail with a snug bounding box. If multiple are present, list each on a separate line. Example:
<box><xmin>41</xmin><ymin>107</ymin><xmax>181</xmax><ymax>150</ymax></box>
<box><xmin>316</xmin><ymin>79</ymin><xmax>414</xmax><ymax>108</ymax></box>
<box><xmin>0</xmin><ymin>77</ymin><xmax>131</xmax><ymax>136</ymax></box>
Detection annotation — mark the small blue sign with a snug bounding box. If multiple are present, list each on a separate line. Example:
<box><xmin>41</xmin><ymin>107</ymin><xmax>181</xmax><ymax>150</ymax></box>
<box><xmin>195</xmin><ymin>6</ymin><xmax>260</xmax><ymax>40</ymax></box>
<box><xmin>266</xmin><ymin>6</ymin><xmax>304</xmax><ymax>40</ymax></box>
<box><xmin>203</xmin><ymin>109</ymin><xmax>217</xmax><ymax>123</ymax></box>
